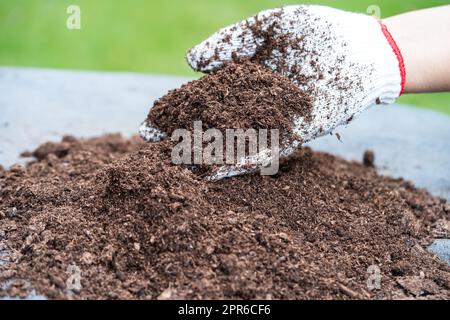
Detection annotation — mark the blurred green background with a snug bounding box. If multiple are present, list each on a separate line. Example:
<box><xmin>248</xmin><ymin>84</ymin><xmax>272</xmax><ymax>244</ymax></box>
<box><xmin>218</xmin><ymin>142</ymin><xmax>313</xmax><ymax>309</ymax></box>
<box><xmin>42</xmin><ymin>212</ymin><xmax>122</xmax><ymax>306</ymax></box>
<box><xmin>1</xmin><ymin>0</ymin><xmax>449</xmax><ymax>114</ymax></box>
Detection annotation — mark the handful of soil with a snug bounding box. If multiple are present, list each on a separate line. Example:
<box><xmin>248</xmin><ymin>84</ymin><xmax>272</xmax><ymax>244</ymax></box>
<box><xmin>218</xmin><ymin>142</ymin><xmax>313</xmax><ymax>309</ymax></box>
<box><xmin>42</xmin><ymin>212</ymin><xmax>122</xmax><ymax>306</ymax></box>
<box><xmin>142</xmin><ymin>61</ymin><xmax>312</xmax><ymax>141</ymax></box>
<box><xmin>0</xmin><ymin>135</ymin><xmax>449</xmax><ymax>300</ymax></box>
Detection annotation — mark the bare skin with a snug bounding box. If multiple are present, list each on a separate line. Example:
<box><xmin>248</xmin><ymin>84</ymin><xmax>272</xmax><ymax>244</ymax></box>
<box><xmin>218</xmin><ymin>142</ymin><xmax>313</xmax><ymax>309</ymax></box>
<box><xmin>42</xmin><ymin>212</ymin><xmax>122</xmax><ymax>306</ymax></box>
<box><xmin>384</xmin><ymin>5</ymin><xmax>450</xmax><ymax>93</ymax></box>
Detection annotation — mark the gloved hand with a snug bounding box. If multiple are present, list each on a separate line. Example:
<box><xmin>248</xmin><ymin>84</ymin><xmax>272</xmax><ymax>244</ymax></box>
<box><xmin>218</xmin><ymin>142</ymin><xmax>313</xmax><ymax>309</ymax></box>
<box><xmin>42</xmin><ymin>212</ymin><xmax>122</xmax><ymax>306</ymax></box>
<box><xmin>186</xmin><ymin>5</ymin><xmax>406</xmax><ymax>149</ymax></box>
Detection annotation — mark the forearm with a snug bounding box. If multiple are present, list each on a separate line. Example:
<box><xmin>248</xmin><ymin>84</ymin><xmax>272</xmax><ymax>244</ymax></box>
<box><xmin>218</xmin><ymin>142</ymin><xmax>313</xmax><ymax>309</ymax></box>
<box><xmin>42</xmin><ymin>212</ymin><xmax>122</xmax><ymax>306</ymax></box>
<box><xmin>383</xmin><ymin>5</ymin><xmax>450</xmax><ymax>93</ymax></box>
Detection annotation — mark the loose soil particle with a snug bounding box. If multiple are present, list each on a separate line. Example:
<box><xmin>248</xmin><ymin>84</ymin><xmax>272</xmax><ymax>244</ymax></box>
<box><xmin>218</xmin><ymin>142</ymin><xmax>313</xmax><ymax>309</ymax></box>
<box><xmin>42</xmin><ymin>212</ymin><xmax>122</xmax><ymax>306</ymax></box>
<box><xmin>1</xmin><ymin>134</ymin><xmax>449</xmax><ymax>300</ymax></box>
<box><xmin>363</xmin><ymin>150</ymin><xmax>375</xmax><ymax>167</ymax></box>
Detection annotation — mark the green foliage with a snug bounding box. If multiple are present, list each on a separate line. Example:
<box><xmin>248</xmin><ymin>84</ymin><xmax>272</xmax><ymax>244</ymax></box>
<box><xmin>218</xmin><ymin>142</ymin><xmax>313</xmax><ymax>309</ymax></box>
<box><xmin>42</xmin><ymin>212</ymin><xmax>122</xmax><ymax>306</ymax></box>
<box><xmin>0</xmin><ymin>0</ymin><xmax>449</xmax><ymax>113</ymax></box>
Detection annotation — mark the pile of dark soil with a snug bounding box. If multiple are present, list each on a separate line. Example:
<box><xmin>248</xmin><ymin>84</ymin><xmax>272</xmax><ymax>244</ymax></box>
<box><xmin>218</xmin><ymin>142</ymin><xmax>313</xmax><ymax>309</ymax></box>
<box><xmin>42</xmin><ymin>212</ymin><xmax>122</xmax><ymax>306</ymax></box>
<box><xmin>1</xmin><ymin>134</ymin><xmax>449</xmax><ymax>299</ymax></box>
<box><xmin>145</xmin><ymin>61</ymin><xmax>312</xmax><ymax>140</ymax></box>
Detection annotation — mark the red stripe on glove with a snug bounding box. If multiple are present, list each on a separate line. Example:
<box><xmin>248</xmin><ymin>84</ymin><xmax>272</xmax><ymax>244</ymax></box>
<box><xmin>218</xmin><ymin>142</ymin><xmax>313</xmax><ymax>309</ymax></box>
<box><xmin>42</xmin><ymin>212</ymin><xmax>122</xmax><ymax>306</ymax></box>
<box><xmin>376</xmin><ymin>18</ymin><xmax>406</xmax><ymax>95</ymax></box>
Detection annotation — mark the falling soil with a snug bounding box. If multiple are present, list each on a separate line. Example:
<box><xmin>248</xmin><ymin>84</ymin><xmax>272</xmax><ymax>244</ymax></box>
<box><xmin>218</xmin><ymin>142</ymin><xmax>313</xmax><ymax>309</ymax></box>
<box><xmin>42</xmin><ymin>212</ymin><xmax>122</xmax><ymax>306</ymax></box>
<box><xmin>145</xmin><ymin>61</ymin><xmax>312</xmax><ymax>140</ymax></box>
<box><xmin>1</xmin><ymin>134</ymin><xmax>449</xmax><ymax>300</ymax></box>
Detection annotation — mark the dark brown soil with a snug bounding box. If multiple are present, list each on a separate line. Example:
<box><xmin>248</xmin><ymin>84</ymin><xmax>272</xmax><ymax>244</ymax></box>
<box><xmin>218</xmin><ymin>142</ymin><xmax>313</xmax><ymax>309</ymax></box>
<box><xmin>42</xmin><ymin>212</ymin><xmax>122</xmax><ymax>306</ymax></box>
<box><xmin>363</xmin><ymin>150</ymin><xmax>375</xmax><ymax>167</ymax></box>
<box><xmin>145</xmin><ymin>61</ymin><xmax>312</xmax><ymax>140</ymax></box>
<box><xmin>1</xmin><ymin>134</ymin><xmax>449</xmax><ymax>300</ymax></box>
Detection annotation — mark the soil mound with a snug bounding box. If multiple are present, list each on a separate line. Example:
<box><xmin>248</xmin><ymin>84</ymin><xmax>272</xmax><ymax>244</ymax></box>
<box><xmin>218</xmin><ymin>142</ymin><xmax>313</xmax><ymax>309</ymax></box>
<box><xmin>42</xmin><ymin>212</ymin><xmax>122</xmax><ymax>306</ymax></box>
<box><xmin>1</xmin><ymin>135</ymin><xmax>449</xmax><ymax>299</ymax></box>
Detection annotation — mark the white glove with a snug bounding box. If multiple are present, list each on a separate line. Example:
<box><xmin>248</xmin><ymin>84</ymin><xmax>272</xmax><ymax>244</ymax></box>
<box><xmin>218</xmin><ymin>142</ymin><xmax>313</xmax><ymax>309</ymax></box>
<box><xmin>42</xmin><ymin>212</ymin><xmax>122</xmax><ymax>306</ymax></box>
<box><xmin>141</xmin><ymin>5</ymin><xmax>406</xmax><ymax>179</ymax></box>
<box><xmin>186</xmin><ymin>5</ymin><xmax>406</xmax><ymax>148</ymax></box>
